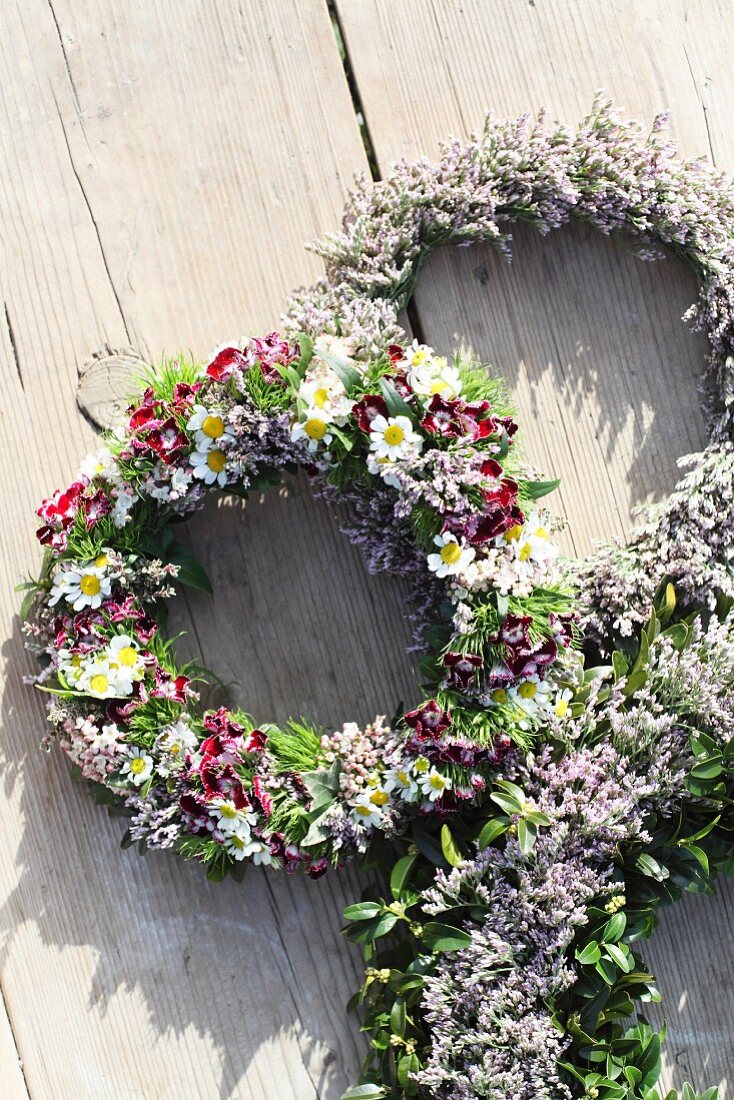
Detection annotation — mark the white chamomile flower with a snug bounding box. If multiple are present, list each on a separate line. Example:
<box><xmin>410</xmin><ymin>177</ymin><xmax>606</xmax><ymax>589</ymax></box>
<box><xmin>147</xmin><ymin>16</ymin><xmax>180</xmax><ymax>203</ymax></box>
<box><xmin>399</xmin><ymin>340</ymin><xmax>436</xmax><ymax>370</ymax></box>
<box><xmin>418</xmin><ymin>768</ymin><xmax>452</xmax><ymax>802</ymax></box>
<box><xmin>351</xmin><ymin>788</ymin><xmax>390</xmax><ymax>828</ymax></box>
<box><xmin>77</xmin><ymin>658</ymin><xmax>122</xmax><ymax>699</ymax></box>
<box><xmin>298</xmin><ymin>365</ymin><xmax>353</xmax><ymax>424</ymax></box>
<box><xmin>383</xmin><ymin>764</ymin><xmax>419</xmax><ymax>803</ymax></box>
<box><xmin>105</xmin><ymin>634</ymin><xmax>146</xmax><ymax>691</ymax></box>
<box><xmin>49</xmin><ymin>562</ymin><xmax>112</xmax><ymax>611</ymax></box>
<box><xmin>78</xmin><ymin>447</ymin><xmax>122</xmax><ymax>485</ymax></box>
<box><xmin>209</xmin><ymin>798</ymin><xmax>257</xmax><ymax>837</ymax></box>
<box><xmin>409</xmin><ymin>358</ymin><xmax>462</xmax><ymax>400</ymax></box>
<box><xmin>57</xmin><ymin>648</ymin><xmax>85</xmax><ymax>685</ymax></box>
<box><xmin>245</xmin><ymin>839</ymin><xmax>274</xmax><ymax>866</ymax></box>
<box><xmin>369</xmin><ymin>414</ymin><xmax>423</xmax><ymax>460</ymax></box>
<box><xmin>191</xmin><ymin>447</ymin><xmax>230</xmax><ymax>487</ymax></box>
<box><xmin>366</xmin><ymin>451</ymin><xmax>402</xmax><ymax>489</ymax></box>
<box><xmin>504</xmin><ymin>512</ymin><xmax>558</xmax><ymax>565</ymax></box>
<box><xmin>508</xmin><ymin>675</ymin><xmax>552</xmax><ymax>718</ymax></box>
<box><xmin>290</xmin><ymin>411</ymin><xmax>334</xmax><ymax>451</ymax></box>
<box><xmin>186</xmin><ymin>405</ymin><xmax>235</xmax><ymax>450</ymax></box>
<box><xmin>427</xmin><ymin>532</ymin><xmax>476</xmax><ymax>578</ymax></box>
<box><xmin>121</xmin><ymin>747</ymin><xmax>154</xmax><ymax>786</ymax></box>
<box><xmin>553</xmin><ymin>687</ymin><xmax>574</xmax><ymax>718</ymax></box>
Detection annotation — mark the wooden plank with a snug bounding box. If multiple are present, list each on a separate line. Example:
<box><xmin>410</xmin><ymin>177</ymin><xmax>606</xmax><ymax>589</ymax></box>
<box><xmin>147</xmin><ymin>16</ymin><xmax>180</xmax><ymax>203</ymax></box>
<box><xmin>0</xmin><ymin>993</ymin><xmax>29</xmax><ymax>1100</ymax></box>
<box><xmin>0</xmin><ymin>2</ymin><xmax>415</xmax><ymax>1098</ymax></box>
<box><xmin>336</xmin><ymin>1</ymin><xmax>734</xmax><ymax>1091</ymax></box>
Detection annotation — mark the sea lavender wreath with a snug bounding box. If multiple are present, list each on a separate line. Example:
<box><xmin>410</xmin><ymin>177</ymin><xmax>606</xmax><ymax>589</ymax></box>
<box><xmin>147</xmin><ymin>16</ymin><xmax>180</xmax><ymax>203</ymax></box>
<box><xmin>282</xmin><ymin>97</ymin><xmax>734</xmax><ymax>1099</ymax></box>
<box><xmin>20</xmin><ymin>98</ymin><xmax>734</xmax><ymax>1099</ymax></box>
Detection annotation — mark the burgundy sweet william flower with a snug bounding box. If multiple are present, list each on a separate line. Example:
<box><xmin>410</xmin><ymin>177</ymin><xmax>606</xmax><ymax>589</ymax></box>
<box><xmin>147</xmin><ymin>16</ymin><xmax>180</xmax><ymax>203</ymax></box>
<box><xmin>352</xmin><ymin>393</ymin><xmax>389</xmax><ymax>432</ymax></box>
<box><xmin>305</xmin><ymin>856</ymin><xmax>329</xmax><ymax>880</ymax></box>
<box><xmin>151</xmin><ymin>667</ymin><xmax>193</xmax><ymax>703</ymax></box>
<box><xmin>443</xmin><ymin>652</ymin><xmax>484</xmax><ymax>690</ymax></box>
<box><xmin>206</xmin><ymin>346</ymin><xmax>249</xmax><ymax>381</ymax></box>
<box><xmin>252</xmin><ymin>774</ymin><xmax>273</xmax><ymax>816</ymax></box>
<box><xmin>496</xmin><ymin>613</ymin><xmax>533</xmax><ymax>649</ymax></box>
<box><xmin>403</xmin><ymin>699</ymin><xmax>452</xmax><ymax>737</ymax></box>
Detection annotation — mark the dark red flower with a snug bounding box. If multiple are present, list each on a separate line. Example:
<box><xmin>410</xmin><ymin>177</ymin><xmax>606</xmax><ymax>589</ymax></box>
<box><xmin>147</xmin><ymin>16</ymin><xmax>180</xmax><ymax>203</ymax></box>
<box><xmin>252</xmin><ymin>775</ymin><xmax>273</xmax><ymax>816</ymax></box>
<box><xmin>443</xmin><ymin>652</ymin><xmax>484</xmax><ymax>690</ymax></box>
<box><xmin>82</xmin><ymin>488</ymin><xmax>112</xmax><ymax>528</ymax></box>
<box><xmin>549</xmin><ymin>612</ymin><xmax>577</xmax><ymax>649</ymax></box>
<box><xmin>403</xmin><ymin>699</ymin><xmax>452</xmax><ymax>737</ymax></box>
<box><xmin>387</xmin><ymin>343</ymin><xmax>405</xmax><ymax>363</ymax></box>
<box><xmin>106</xmin><ymin>679</ymin><xmax>149</xmax><ymax>722</ymax></box>
<box><xmin>496</xmin><ymin>614</ymin><xmax>533</xmax><ymax>650</ymax></box>
<box><xmin>352</xmin><ymin>393</ymin><xmax>389</xmax><ymax>432</ymax></box>
<box><xmin>305</xmin><ymin>856</ymin><xmax>329</xmax><ymax>880</ymax></box>
<box><xmin>144</xmin><ymin>417</ymin><xmax>190</xmax><ymax>465</ymax></box>
<box><xmin>151</xmin><ymin>668</ymin><xmax>193</xmax><ymax>703</ymax></box>
<box><xmin>206</xmin><ymin>346</ymin><xmax>249</xmax><ymax>381</ymax></box>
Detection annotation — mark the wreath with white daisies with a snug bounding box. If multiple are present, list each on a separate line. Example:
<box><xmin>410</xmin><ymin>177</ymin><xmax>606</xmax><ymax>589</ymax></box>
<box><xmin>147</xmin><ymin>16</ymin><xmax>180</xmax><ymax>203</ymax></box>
<box><xmin>22</xmin><ymin>98</ymin><xmax>734</xmax><ymax>1100</ymax></box>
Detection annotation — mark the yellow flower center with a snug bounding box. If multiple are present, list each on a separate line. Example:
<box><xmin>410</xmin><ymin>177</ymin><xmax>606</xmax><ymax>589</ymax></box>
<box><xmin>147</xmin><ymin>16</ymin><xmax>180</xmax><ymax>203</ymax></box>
<box><xmin>414</xmin><ymin>757</ymin><xmax>429</xmax><ymax>774</ymax></box>
<box><xmin>383</xmin><ymin>424</ymin><xmax>405</xmax><ymax>446</ymax></box>
<box><xmin>518</xmin><ymin>681</ymin><xmax>537</xmax><ymax>700</ymax></box>
<box><xmin>94</xmin><ymin>553</ymin><xmax>109</xmax><ymax>568</ymax></box>
<box><xmin>518</xmin><ymin>543</ymin><xmax>533</xmax><ymax>561</ymax></box>
<box><xmin>207</xmin><ymin>449</ymin><xmax>227</xmax><ymax>473</ymax></box>
<box><xmin>440</xmin><ymin>542</ymin><xmax>462</xmax><ymax>565</ymax></box>
<box><xmin>229</xmin><ymin>834</ymin><xmax>246</xmax><ymax>849</ymax></box>
<box><xmin>429</xmin><ymin>774</ymin><xmax>446</xmax><ymax>790</ymax></box>
<box><xmin>90</xmin><ymin>673</ymin><xmax>109</xmax><ymax>695</ymax></box>
<box><xmin>130</xmin><ymin>756</ymin><xmax>146</xmax><ymax>775</ymax></box>
<box><xmin>117</xmin><ymin>646</ymin><xmax>138</xmax><ymax>668</ymax></box>
<box><xmin>370</xmin><ymin>790</ymin><xmax>390</xmax><ymax>807</ymax></box>
<box><xmin>312</xmin><ymin>387</ymin><xmax>329</xmax><ymax>409</ymax></box>
<box><xmin>555</xmin><ymin>698</ymin><xmax>569</xmax><ymax>718</ymax></box>
<box><xmin>429</xmin><ymin>380</ymin><xmax>446</xmax><ymax>395</ymax></box>
<box><xmin>80</xmin><ymin>575</ymin><xmax>101</xmax><ymax>596</ymax></box>
<box><xmin>534</xmin><ymin>526</ymin><xmax>549</xmax><ymax>539</ymax></box>
<box><xmin>219</xmin><ymin>803</ymin><xmax>237</xmax><ymax>819</ymax></box>
<box><xmin>411</xmin><ymin>350</ymin><xmax>427</xmax><ymax>366</ymax></box>
<box><xmin>355</xmin><ymin>804</ymin><xmax>373</xmax><ymax>817</ymax></box>
<box><xmin>202</xmin><ymin>414</ymin><xmax>225</xmax><ymax>439</ymax></box>
<box><xmin>304</xmin><ymin>417</ymin><xmax>327</xmax><ymax>440</ymax></box>
<box><xmin>396</xmin><ymin>769</ymin><xmax>410</xmax><ymax>785</ymax></box>
<box><xmin>94</xmin><ymin>462</ymin><xmax>105</xmax><ymax>475</ymax></box>
<box><xmin>504</xmin><ymin>524</ymin><xmax>523</xmax><ymax>542</ymax></box>
<box><xmin>491</xmin><ymin>688</ymin><xmax>507</xmax><ymax>704</ymax></box>
<box><xmin>71</xmin><ymin>654</ymin><xmax>82</xmax><ymax>668</ymax></box>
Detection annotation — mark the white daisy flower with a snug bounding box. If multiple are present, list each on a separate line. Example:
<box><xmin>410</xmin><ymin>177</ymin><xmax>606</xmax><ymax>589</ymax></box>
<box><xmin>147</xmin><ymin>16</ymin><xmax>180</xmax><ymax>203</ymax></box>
<box><xmin>186</xmin><ymin>405</ymin><xmax>235</xmax><ymax>450</ymax></box>
<box><xmin>427</xmin><ymin>533</ymin><xmax>476</xmax><ymax>578</ymax></box>
<box><xmin>77</xmin><ymin>658</ymin><xmax>123</xmax><ymax>700</ymax></box>
<box><xmin>105</xmin><ymin>634</ymin><xmax>146</xmax><ymax>692</ymax></box>
<box><xmin>191</xmin><ymin>447</ymin><xmax>230</xmax><ymax>487</ymax></box>
<box><xmin>290</xmin><ymin>412</ymin><xmax>334</xmax><ymax>451</ymax></box>
<box><xmin>502</xmin><ymin>512</ymin><xmax>559</xmax><ymax>566</ymax></box>
<box><xmin>78</xmin><ymin>447</ymin><xmax>123</xmax><ymax>485</ymax></box>
<box><xmin>418</xmin><ymin>768</ymin><xmax>452</xmax><ymax>802</ymax></box>
<box><xmin>298</xmin><ymin>365</ymin><xmax>353</xmax><ymax>424</ymax></box>
<box><xmin>154</xmin><ymin>720</ymin><xmax>198</xmax><ymax>774</ymax></box>
<box><xmin>553</xmin><ymin>687</ymin><xmax>574</xmax><ymax>718</ymax></box>
<box><xmin>244</xmin><ymin>839</ymin><xmax>274</xmax><ymax>866</ymax></box>
<box><xmin>57</xmin><ymin>648</ymin><xmax>85</xmax><ymax>686</ymax></box>
<box><xmin>409</xmin><ymin>358</ymin><xmax>462</xmax><ymax>400</ymax></box>
<box><xmin>397</xmin><ymin>339</ymin><xmax>436</xmax><ymax>370</ymax></box>
<box><xmin>121</xmin><ymin>747</ymin><xmax>154</xmax><ymax>786</ymax></box>
<box><xmin>366</xmin><ymin>451</ymin><xmax>402</xmax><ymax>489</ymax></box>
<box><xmin>383</xmin><ymin>764</ymin><xmax>419</xmax><ymax>803</ymax></box>
<box><xmin>223</xmin><ymin>833</ymin><xmax>251</xmax><ymax>861</ymax></box>
<box><xmin>49</xmin><ymin>563</ymin><xmax>112</xmax><ymax>611</ymax></box>
<box><xmin>209</xmin><ymin>798</ymin><xmax>257</xmax><ymax>837</ymax></box>
<box><xmin>369</xmin><ymin>414</ymin><xmax>423</xmax><ymax>460</ymax></box>
<box><xmin>351</xmin><ymin>789</ymin><xmax>389</xmax><ymax>828</ymax></box>
<box><xmin>508</xmin><ymin>675</ymin><xmax>552</xmax><ymax>718</ymax></box>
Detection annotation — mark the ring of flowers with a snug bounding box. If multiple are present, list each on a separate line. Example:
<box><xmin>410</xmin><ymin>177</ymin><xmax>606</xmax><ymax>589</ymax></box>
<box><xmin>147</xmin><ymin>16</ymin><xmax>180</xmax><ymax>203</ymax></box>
<box><xmin>23</xmin><ymin>98</ymin><xmax>734</xmax><ymax>1099</ymax></box>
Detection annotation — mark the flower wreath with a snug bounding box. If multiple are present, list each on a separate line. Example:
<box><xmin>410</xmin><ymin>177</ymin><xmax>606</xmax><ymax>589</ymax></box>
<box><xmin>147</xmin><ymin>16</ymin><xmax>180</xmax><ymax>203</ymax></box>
<box><xmin>22</xmin><ymin>98</ymin><xmax>734</xmax><ymax>1099</ymax></box>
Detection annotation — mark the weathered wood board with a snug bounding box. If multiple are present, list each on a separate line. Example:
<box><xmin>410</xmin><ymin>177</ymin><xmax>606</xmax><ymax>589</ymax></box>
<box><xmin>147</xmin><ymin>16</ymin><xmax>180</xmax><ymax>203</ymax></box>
<box><xmin>337</xmin><ymin>0</ymin><xmax>734</xmax><ymax>1091</ymax></box>
<box><xmin>1</xmin><ymin>0</ymin><xmax>732</xmax><ymax>1096</ymax></box>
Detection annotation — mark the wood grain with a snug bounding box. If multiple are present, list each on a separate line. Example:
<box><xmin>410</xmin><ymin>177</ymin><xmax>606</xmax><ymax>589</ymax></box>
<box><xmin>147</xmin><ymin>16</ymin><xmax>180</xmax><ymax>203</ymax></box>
<box><xmin>0</xmin><ymin>2</ymin><xmax>405</xmax><ymax>1098</ymax></box>
<box><xmin>336</xmin><ymin>0</ymin><xmax>734</xmax><ymax>1091</ymax></box>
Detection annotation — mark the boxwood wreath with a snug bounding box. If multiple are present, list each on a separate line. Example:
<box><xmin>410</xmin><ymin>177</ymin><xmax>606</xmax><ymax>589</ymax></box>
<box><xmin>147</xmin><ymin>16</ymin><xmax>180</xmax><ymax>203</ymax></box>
<box><xmin>20</xmin><ymin>98</ymin><xmax>734</xmax><ymax>1099</ymax></box>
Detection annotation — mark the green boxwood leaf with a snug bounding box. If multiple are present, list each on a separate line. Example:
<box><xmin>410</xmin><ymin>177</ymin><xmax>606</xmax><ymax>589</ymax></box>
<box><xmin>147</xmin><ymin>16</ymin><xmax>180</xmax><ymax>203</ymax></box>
<box><xmin>343</xmin><ymin>901</ymin><xmax>383</xmax><ymax>922</ymax></box>
<box><xmin>423</xmin><ymin>922</ymin><xmax>472</xmax><ymax>952</ymax></box>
